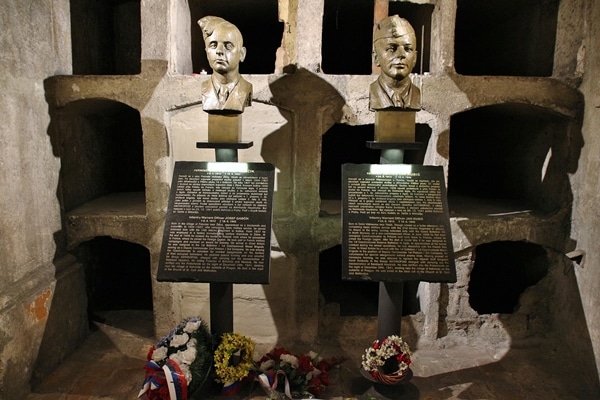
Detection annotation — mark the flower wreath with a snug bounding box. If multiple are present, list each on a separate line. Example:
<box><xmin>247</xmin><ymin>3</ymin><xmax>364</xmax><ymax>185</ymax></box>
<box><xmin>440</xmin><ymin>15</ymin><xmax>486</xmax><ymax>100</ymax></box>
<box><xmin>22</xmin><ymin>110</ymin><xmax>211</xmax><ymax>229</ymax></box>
<box><xmin>256</xmin><ymin>347</ymin><xmax>342</xmax><ymax>398</ymax></box>
<box><xmin>213</xmin><ymin>332</ymin><xmax>255</xmax><ymax>384</ymax></box>
<box><xmin>361</xmin><ymin>335</ymin><xmax>412</xmax><ymax>383</ymax></box>
<box><xmin>139</xmin><ymin>317</ymin><xmax>213</xmax><ymax>400</ymax></box>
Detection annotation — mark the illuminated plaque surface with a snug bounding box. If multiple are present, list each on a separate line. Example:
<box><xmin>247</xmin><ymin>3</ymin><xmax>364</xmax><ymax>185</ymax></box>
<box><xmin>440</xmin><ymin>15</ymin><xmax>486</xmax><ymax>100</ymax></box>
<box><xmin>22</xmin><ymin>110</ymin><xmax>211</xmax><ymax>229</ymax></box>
<box><xmin>158</xmin><ymin>161</ymin><xmax>274</xmax><ymax>283</ymax></box>
<box><xmin>342</xmin><ymin>163</ymin><xmax>456</xmax><ymax>283</ymax></box>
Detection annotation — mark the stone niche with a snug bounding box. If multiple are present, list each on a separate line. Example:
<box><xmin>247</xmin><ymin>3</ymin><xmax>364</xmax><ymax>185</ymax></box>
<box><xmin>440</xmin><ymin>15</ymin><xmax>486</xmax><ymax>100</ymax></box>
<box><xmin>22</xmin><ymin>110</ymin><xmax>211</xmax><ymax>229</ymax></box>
<box><xmin>455</xmin><ymin>0</ymin><xmax>560</xmax><ymax>76</ymax></box>
<box><xmin>44</xmin><ymin>0</ymin><xmax>589</xmax><ymax>371</ymax></box>
<box><xmin>53</xmin><ymin>99</ymin><xmax>145</xmax><ymax>214</ymax></box>
<box><xmin>70</xmin><ymin>0</ymin><xmax>141</xmax><ymax>75</ymax></box>
<box><xmin>321</xmin><ymin>0</ymin><xmax>434</xmax><ymax>74</ymax></box>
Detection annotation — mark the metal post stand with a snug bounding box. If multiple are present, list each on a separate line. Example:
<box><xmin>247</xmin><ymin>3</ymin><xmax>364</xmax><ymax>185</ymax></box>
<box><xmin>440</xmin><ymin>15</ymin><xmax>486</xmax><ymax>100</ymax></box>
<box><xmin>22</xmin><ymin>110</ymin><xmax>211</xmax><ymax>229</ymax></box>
<box><xmin>196</xmin><ymin>141</ymin><xmax>253</xmax><ymax>338</ymax></box>
<box><xmin>362</xmin><ymin>141</ymin><xmax>423</xmax><ymax>399</ymax></box>
<box><xmin>367</xmin><ymin>141</ymin><xmax>423</xmax><ymax>341</ymax></box>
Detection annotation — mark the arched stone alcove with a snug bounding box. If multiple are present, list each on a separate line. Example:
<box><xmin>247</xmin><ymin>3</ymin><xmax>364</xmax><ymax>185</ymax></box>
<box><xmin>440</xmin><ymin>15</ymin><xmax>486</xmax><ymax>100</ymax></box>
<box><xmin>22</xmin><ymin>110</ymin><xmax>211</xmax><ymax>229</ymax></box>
<box><xmin>468</xmin><ymin>241</ymin><xmax>549</xmax><ymax>314</ymax></box>
<box><xmin>56</xmin><ymin>99</ymin><xmax>145</xmax><ymax>213</ymax></box>
<box><xmin>71</xmin><ymin>236</ymin><xmax>153</xmax><ymax>320</ymax></box>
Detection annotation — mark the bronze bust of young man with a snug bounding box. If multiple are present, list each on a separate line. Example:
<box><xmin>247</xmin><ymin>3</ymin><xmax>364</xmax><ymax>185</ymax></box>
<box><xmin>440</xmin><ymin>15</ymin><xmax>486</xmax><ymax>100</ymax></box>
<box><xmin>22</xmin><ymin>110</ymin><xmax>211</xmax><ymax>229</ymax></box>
<box><xmin>370</xmin><ymin>15</ymin><xmax>421</xmax><ymax>111</ymax></box>
<box><xmin>198</xmin><ymin>16</ymin><xmax>252</xmax><ymax>113</ymax></box>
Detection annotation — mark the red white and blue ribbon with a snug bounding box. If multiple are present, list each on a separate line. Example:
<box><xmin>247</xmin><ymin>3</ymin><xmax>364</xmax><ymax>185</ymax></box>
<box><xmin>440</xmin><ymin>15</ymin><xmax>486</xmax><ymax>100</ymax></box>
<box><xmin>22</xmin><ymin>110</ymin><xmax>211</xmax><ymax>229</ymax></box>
<box><xmin>257</xmin><ymin>370</ymin><xmax>292</xmax><ymax>399</ymax></box>
<box><xmin>139</xmin><ymin>360</ymin><xmax>188</xmax><ymax>400</ymax></box>
<box><xmin>220</xmin><ymin>380</ymin><xmax>241</xmax><ymax>396</ymax></box>
<box><xmin>163</xmin><ymin>360</ymin><xmax>188</xmax><ymax>400</ymax></box>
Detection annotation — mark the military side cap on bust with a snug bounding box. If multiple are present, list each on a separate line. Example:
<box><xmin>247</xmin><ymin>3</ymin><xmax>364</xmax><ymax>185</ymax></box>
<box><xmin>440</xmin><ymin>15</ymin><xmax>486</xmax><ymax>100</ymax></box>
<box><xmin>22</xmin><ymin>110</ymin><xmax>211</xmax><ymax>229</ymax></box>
<box><xmin>373</xmin><ymin>15</ymin><xmax>416</xmax><ymax>41</ymax></box>
<box><xmin>198</xmin><ymin>16</ymin><xmax>240</xmax><ymax>42</ymax></box>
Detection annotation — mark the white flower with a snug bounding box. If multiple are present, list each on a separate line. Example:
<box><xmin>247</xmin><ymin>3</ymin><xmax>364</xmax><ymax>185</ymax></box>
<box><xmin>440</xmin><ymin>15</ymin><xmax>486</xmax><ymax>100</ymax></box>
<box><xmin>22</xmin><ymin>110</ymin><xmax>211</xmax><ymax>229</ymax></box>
<box><xmin>308</xmin><ymin>351</ymin><xmax>322</xmax><ymax>363</ymax></box>
<box><xmin>152</xmin><ymin>346</ymin><xmax>168</xmax><ymax>362</ymax></box>
<box><xmin>170</xmin><ymin>345</ymin><xmax>197</xmax><ymax>366</ymax></box>
<box><xmin>184</xmin><ymin>319</ymin><xmax>202</xmax><ymax>334</ymax></box>
<box><xmin>259</xmin><ymin>359</ymin><xmax>275</xmax><ymax>371</ymax></box>
<box><xmin>170</xmin><ymin>332</ymin><xmax>190</xmax><ymax>348</ymax></box>
<box><xmin>361</xmin><ymin>335</ymin><xmax>412</xmax><ymax>373</ymax></box>
<box><xmin>177</xmin><ymin>363</ymin><xmax>193</xmax><ymax>384</ymax></box>
<box><xmin>170</xmin><ymin>352</ymin><xmax>183</xmax><ymax>365</ymax></box>
<box><xmin>306</xmin><ymin>368</ymin><xmax>321</xmax><ymax>381</ymax></box>
<box><xmin>280</xmin><ymin>354</ymin><xmax>299</xmax><ymax>368</ymax></box>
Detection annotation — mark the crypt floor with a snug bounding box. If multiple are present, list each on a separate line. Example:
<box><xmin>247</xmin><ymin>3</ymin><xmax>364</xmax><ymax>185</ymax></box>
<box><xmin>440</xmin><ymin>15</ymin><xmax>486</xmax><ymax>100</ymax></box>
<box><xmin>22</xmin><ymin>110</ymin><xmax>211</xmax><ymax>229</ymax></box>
<box><xmin>26</xmin><ymin>310</ymin><xmax>599</xmax><ymax>400</ymax></box>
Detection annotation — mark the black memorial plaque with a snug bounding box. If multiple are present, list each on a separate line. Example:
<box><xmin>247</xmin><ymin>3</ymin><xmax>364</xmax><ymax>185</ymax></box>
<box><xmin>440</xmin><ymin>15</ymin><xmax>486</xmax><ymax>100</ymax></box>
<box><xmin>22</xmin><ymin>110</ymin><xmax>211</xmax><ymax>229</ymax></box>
<box><xmin>157</xmin><ymin>161</ymin><xmax>274</xmax><ymax>283</ymax></box>
<box><xmin>342</xmin><ymin>163</ymin><xmax>456</xmax><ymax>283</ymax></box>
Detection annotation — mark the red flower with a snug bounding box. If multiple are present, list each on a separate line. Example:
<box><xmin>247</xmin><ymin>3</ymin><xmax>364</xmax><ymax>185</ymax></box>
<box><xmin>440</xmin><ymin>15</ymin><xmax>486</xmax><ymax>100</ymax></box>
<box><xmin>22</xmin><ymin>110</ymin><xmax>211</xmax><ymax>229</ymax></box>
<box><xmin>271</xmin><ymin>347</ymin><xmax>292</xmax><ymax>361</ymax></box>
<box><xmin>315</xmin><ymin>359</ymin><xmax>329</xmax><ymax>371</ymax></box>
<box><xmin>258</xmin><ymin>348</ymin><xmax>344</xmax><ymax>398</ymax></box>
<box><xmin>316</xmin><ymin>356</ymin><xmax>343</xmax><ymax>371</ymax></box>
<box><xmin>297</xmin><ymin>354</ymin><xmax>314</xmax><ymax>374</ymax></box>
<box><xmin>319</xmin><ymin>371</ymin><xmax>331</xmax><ymax>386</ymax></box>
<box><xmin>395</xmin><ymin>353</ymin><xmax>411</xmax><ymax>366</ymax></box>
<box><xmin>258</xmin><ymin>347</ymin><xmax>292</xmax><ymax>365</ymax></box>
<box><xmin>307</xmin><ymin>371</ymin><xmax>331</xmax><ymax>396</ymax></box>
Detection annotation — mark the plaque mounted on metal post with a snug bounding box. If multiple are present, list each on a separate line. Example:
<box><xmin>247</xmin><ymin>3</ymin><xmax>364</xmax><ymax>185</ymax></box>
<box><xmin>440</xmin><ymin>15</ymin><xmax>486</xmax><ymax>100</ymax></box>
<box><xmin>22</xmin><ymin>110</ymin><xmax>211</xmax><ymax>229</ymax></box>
<box><xmin>157</xmin><ymin>161</ymin><xmax>274</xmax><ymax>284</ymax></box>
<box><xmin>342</xmin><ymin>163</ymin><xmax>456</xmax><ymax>283</ymax></box>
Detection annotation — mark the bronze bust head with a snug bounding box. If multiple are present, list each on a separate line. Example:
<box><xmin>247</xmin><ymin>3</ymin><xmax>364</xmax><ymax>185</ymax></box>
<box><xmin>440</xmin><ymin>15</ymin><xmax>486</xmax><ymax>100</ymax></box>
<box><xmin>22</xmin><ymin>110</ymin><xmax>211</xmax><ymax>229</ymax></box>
<box><xmin>198</xmin><ymin>16</ymin><xmax>252</xmax><ymax>113</ymax></box>
<box><xmin>370</xmin><ymin>15</ymin><xmax>421</xmax><ymax>111</ymax></box>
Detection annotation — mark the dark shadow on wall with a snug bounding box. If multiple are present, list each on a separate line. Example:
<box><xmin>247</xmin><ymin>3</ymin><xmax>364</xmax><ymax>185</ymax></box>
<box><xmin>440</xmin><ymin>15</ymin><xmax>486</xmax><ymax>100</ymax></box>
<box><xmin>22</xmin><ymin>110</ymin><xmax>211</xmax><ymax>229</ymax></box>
<box><xmin>441</xmin><ymin>82</ymin><xmax>591</xmax><ymax>395</ymax></box>
<box><xmin>319</xmin><ymin>245</ymin><xmax>422</xmax><ymax>317</ymax></box>
<box><xmin>406</xmin><ymin>255</ymin><xmax>599</xmax><ymax>399</ymax></box>
<box><xmin>260</xmin><ymin>69</ymin><xmax>427</xmax><ymax>368</ymax></box>
<box><xmin>36</xmin><ymin>68</ymin><xmax>166</xmax><ymax>387</ymax></box>
<box><xmin>339</xmin><ymin>246</ymin><xmax>599</xmax><ymax>400</ymax></box>
<box><xmin>262</xmin><ymin>67</ymin><xmax>349</xmax><ymax>223</ymax></box>
<box><xmin>72</xmin><ymin>237</ymin><xmax>153</xmax><ymax>318</ymax></box>
<box><xmin>260</xmin><ymin>68</ymin><xmax>348</xmax><ymax>343</ymax></box>
<box><xmin>468</xmin><ymin>241</ymin><xmax>548</xmax><ymax>314</ymax></box>
<box><xmin>448</xmin><ymin>103</ymin><xmax>581</xmax><ymax>215</ymax></box>
<box><xmin>31</xmin><ymin>236</ymin><xmax>153</xmax><ymax>388</ymax></box>
<box><xmin>30</xmin><ymin>250</ymin><xmax>89</xmax><ymax>388</ymax></box>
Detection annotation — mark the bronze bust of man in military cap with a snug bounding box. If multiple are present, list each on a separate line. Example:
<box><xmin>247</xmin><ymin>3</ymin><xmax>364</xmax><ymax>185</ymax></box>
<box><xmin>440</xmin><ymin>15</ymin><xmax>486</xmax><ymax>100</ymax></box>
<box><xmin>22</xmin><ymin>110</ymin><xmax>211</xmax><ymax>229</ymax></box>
<box><xmin>198</xmin><ymin>16</ymin><xmax>252</xmax><ymax>113</ymax></box>
<box><xmin>370</xmin><ymin>15</ymin><xmax>421</xmax><ymax>111</ymax></box>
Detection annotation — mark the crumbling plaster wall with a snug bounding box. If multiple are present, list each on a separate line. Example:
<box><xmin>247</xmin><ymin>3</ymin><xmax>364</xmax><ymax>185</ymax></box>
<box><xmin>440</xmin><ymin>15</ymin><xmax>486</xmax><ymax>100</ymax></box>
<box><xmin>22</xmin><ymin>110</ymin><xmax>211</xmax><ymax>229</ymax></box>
<box><xmin>46</xmin><ymin>0</ymin><xmax>593</xmax><ymax>352</ymax></box>
<box><xmin>2</xmin><ymin>1</ymin><xmax>600</xmax><ymax>398</ymax></box>
<box><xmin>571</xmin><ymin>0</ymin><xmax>600</xmax><ymax>381</ymax></box>
<box><xmin>0</xmin><ymin>1</ymin><xmax>89</xmax><ymax>398</ymax></box>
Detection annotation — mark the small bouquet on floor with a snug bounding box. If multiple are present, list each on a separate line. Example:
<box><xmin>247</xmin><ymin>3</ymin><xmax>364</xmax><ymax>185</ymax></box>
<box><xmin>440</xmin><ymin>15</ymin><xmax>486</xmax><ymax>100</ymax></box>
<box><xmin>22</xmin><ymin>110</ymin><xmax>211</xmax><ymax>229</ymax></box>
<box><xmin>256</xmin><ymin>348</ymin><xmax>343</xmax><ymax>399</ymax></box>
<box><xmin>213</xmin><ymin>332</ymin><xmax>256</xmax><ymax>395</ymax></box>
<box><xmin>361</xmin><ymin>335</ymin><xmax>412</xmax><ymax>385</ymax></box>
<box><xmin>139</xmin><ymin>317</ymin><xmax>214</xmax><ymax>400</ymax></box>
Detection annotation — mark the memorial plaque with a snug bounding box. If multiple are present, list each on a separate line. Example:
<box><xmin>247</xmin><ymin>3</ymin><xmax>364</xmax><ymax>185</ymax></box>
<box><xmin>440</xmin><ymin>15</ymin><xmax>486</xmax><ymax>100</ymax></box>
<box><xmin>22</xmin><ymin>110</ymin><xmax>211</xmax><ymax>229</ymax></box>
<box><xmin>157</xmin><ymin>161</ymin><xmax>274</xmax><ymax>283</ymax></box>
<box><xmin>342</xmin><ymin>164</ymin><xmax>456</xmax><ymax>283</ymax></box>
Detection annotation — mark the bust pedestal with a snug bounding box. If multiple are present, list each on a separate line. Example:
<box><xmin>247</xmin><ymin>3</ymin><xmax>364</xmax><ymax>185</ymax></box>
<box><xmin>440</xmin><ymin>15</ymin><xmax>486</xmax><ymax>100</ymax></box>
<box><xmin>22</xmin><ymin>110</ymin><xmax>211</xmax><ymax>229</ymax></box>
<box><xmin>208</xmin><ymin>113</ymin><xmax>242</xmax><ymax>143</ymax></box>
<box><xmin>374</xmin><ymin>110</ymin><xmax>416</xmax><ymax>143</ymax></box>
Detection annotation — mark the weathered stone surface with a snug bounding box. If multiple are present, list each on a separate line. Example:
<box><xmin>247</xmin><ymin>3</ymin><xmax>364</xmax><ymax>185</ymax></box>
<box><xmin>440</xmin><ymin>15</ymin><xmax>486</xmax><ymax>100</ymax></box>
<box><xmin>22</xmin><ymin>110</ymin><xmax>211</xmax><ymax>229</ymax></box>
<box><xmin>3</xmin><ymin>1</ymin><xmax>600</xmax><ymax>397</ymax></box>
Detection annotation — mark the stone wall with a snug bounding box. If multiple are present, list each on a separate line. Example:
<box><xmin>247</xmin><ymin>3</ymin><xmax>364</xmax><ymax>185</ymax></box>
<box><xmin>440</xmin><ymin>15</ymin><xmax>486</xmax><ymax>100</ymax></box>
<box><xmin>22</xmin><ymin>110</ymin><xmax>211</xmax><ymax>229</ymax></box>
<box><xmin>572</xmin><ymin>0</ymin><xmax>600</xmax><ymax>382</ymax></box>
<box><xmin>2</xmin><ymin>0</ymin><xmax>600</xmax><ymax>397</ymax></box>
<box><xmin>0</xmin><ymin>1</ymin><xmax>88</xmax><ymax>398</ymax></box>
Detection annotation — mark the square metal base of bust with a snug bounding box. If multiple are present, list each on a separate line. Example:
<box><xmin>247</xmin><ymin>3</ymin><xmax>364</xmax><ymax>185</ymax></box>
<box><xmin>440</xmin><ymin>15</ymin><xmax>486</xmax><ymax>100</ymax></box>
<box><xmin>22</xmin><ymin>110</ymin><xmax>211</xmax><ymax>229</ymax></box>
<box><xmin>208</xmin><ymin>113</ymin><xmax>242</xmax><ymax>142</ymax></box>
<box><xmin>374</xmin><ymin>111</ymin><xmax>416</xmax><ymax>142</ymax></box>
